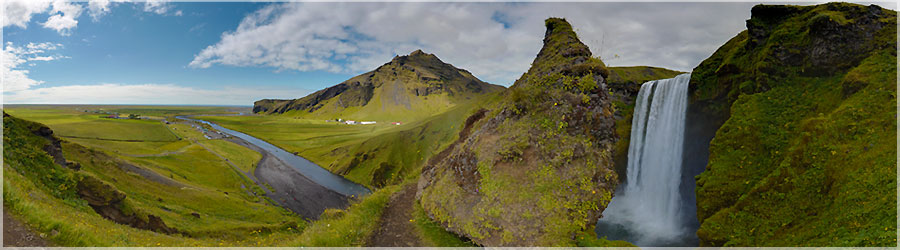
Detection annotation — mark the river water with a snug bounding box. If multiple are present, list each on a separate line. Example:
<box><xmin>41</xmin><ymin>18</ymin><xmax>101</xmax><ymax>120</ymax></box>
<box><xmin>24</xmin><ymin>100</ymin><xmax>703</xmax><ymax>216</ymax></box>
<box><xmin>177</xmin><ymin>116</ymin><xmax>371</xmax><ymax>198</ymax></box>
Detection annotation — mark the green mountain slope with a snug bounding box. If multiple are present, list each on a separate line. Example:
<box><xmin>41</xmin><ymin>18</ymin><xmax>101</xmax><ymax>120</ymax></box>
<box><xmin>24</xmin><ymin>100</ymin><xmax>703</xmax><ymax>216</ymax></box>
<box><xmin>417</xmin><ymin>18</ymin><xmax>627</xmax><ymax>246</ymax></box>
<box><xmin>253</xmin><ymin>50</ymin><xmax>504</xmax><ymax>122</ymax></box>
<box><xmin>689</xmin><ymin>3</ymin><xmax>896</xmax><ymax>246</ymax></box>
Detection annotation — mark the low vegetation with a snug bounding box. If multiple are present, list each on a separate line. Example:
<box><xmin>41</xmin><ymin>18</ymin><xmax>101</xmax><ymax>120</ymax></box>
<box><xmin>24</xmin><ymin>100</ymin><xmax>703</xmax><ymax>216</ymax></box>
<box><xmin>297</xmin><ymin>185</ymin><xmax>401</xmax><ymax>246</ymax></box>
<box><xmin>690</xmin><ymin>3</ymin><xmax>897</xmax><ymax>246</ymax></box>
<box><xmin>3</xmin><ymin>107</ymin><xmax>308</xmax><ymax>246</ymax></box>
<box><xmin>200</xmin><ymin>99</ymin><xmax>489</xmax><ymax>189</ymax></box>
<box><xmin>418</xmin><ymin>18</ymin><xmax>624</xmax><ymax>246</ymax></box>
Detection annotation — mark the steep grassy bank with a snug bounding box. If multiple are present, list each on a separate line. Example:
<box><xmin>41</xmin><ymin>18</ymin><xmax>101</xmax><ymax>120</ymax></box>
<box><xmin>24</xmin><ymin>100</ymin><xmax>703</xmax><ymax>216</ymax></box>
<box><xmin>296</xmin><ymin>185</ymin><xmax>401</xmax><ymax>246</ymax></box>
<box><xmin>690</xmin><ymin>3</ymin><xmax>896</xmax><ymax>246</ymax></box>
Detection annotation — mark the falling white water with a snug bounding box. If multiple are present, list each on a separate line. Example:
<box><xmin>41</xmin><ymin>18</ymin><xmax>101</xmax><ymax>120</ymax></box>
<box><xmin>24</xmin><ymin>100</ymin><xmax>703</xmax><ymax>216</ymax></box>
<box><xmin>597</xmin><ymin>73</ymin><xmax>691</xmax><ymax>246</ymax></box>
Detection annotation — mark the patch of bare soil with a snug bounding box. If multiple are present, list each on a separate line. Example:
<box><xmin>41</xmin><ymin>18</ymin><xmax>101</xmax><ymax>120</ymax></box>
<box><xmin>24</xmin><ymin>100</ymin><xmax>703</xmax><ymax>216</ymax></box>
<box><xmin>367</xmin><ymin>183</ymin><xmax>422</xmax><ymax>247</ymax></box>
<box><xmin>3</xmin><ymin>210</ymin><xmax>51</xmax><ymax>247</ymax></box>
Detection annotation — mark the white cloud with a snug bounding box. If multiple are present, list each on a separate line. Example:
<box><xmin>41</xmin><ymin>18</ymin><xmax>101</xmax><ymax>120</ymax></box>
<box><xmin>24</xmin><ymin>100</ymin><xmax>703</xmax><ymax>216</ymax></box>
<box><xmin>144</xmin><ymin>0</ymin><xmax>172</xmax><ymax>15</ymax></box>
<box><xmin>88</xmin><ymin>0</ymin><xmax>135</xmax><ymax>22</ymax></box>
<box><xmin>41</xmin><ymin>0</ymin><xmax>84</xmax><ymax>36</ymax></box>
<box><xmin>190</xmin><ymin>2</ymin><xmax>536</xmax><ymax>85</ymax></box>
<box><xmin>190</xmin><ymin>2</ymin><xmax>760</xmax><ymax>86</ymax></box>
<box><xmin>1</xmin><ymin>0</ymin><xmax>51</xmax><ymax>28</ymax></box>
<box><xmin>2</xmin><ymin>42</ymin><xmax>65</xmax><ymax>93</ymax></box>
<box><xmin>5</xmin><ymin>0</ymin><xmax>177</xmax><ymax>34</ymax></box>
<box><xmin>3</xmin><ymin>83</ymin><xmax>311</xmax><ymax>106</ymax></box>
<box><xmin>2</xmin><ymin>48</ymin><xmax>42</xmax><ymax>93</ymax></box>
<box><xmin>88</xmin><ymin>0</ymin><xmax>112</xmax><ymax>21</ymax></box>
<box><xmin>28</xmin><ymin>55</ymin><xmax>68</xmax><ymax>61</ymax></box>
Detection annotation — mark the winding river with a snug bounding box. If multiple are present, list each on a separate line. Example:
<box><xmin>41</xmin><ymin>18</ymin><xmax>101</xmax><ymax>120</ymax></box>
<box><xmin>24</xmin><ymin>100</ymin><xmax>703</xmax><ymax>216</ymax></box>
<box><xmin>177</xmin><ymin>115</ymin><xmax>371</xmax><ymax>198</ymax></box>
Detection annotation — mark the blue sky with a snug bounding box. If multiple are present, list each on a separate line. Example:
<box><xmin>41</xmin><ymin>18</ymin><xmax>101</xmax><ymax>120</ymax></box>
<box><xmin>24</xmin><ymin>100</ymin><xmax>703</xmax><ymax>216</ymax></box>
<box><xmin>2</xmin><ymin>1</ymin><xmax>895</xmax><ymax>105</ymax></box>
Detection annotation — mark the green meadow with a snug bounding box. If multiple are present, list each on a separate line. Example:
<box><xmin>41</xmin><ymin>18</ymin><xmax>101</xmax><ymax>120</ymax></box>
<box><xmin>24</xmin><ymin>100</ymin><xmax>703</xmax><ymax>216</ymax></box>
<box><xmin>3</xmin><ymin>105</ymin><xmax>306</xmax><ymax>246</ymax></box>
<box><xmin>3</xmin><ymin>104</ymin><xmax>471</xmax><ymax>246</ymax></box>
<box><xmin>199</xmin><ymin>97</ymin><xmax>489</xmax><ymax>188</ymax></box>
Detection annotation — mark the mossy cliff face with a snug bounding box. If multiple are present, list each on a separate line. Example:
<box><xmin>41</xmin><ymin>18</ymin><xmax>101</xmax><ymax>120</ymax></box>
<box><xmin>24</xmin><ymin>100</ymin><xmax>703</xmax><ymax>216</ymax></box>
<box><xmin>254</xmin><ymin>50</ymin><xmax>504</xmax><ymax>121</ymax></box>
<box><xmin>690</xmin><ymin>3</ymin><xmax>896</xmax><ymax>246</ymax></box>
<box><xmin>417</xmin><ymin>18</ymin><xmax>621</xmax><ymax>246</ymax></box>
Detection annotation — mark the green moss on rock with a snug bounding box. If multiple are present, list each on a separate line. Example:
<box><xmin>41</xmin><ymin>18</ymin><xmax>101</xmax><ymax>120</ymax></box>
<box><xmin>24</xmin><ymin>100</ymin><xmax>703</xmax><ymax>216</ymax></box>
<box><xmin>691</xmin><ymin>2</ymin><xmax>896</xmax><ymax>246</ymax></box>
<box><xmin>417</xmin><ymin>18</ymin><xmax>621</xmax><ymax>246</ymax></box>
<box><xmin>76</xmin><ymin>173</ymin><xmax>126</xmax><ymax>206</ymax></box>
<box><xmin>3</xmin><ymin>113</ymin><xmax>80</xmax><ymax>201</ymax></box>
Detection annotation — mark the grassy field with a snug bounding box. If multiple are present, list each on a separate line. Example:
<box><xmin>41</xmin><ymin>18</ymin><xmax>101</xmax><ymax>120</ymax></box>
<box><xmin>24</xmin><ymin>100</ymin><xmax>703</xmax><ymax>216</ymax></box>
<box><xmin>200</xmin><ymin>140</ymin><xmax>262</xmax><ymax>173</ymax></box>
<box><xmin>4</xmin><ymin>108</ymin><xmax>178</xmax><ymax>141</ymax></box>
<box><xmin>200</xmin><ymin>99</ymin><xmax>493</xmax><ymax>246</ymax></box>
<box><xmin>3</xmin><ymin>106</ymin><xmax>307</xmax><ymax>246</ymax></box>
<box><xmin>4</xmin><ymin>103</ymin><xmax>483</xmax><ymax>247</ymax></box>
<box><xmin>199</xmin><ymin>98</ymin><xmax>486</xmax><ymax>189</ymax></box>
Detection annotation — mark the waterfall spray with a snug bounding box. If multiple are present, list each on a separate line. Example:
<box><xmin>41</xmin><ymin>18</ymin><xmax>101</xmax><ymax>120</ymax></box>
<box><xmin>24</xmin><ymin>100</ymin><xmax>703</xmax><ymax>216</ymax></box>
<box><xmin>596</xmin><ymin>73</ymin><xmax>691</xmax><ymax>246</ymax></box>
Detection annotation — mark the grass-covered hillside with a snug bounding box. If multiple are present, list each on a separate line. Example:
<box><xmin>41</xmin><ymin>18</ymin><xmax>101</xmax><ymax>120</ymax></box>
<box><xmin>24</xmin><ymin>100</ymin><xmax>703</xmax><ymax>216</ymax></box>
<box><xmin>690</xmin><ymin>3</ymin><xmax>897</xmax><ymax>246</ymax></box>
<box><xmin>3</xmin><ymin>108</ymin><xmax>307</xmax><ymax>246</ymax></box>
<box><xmin>254</xmin><ymin>50</ymin><xmax>504</xmax><ymax>122</ymax></box>
<box><xmin>417</xmin><ymin>18</ymin><xmax>630</xmax><ymax>246</ymax></box>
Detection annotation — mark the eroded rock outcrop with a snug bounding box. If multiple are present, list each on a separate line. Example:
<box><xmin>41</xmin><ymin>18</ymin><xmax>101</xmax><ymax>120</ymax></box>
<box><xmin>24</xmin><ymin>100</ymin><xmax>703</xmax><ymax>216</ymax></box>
<box><xmin>76</xmin><ymin>174</ymin><xmax>178</xmax><ymax>234</ymax></box>
<box><xmin>417</xmin><ymin>18</ymin><xmax>620</xmax><ymax>246</ymax></box>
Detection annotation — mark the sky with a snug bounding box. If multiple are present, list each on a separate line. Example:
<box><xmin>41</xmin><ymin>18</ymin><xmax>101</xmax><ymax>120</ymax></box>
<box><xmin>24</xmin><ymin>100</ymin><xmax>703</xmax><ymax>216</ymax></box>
<box><xmin>2</xmin><ymin>0</ymin><xmax>896</xmax><ymax>106</ymax></box>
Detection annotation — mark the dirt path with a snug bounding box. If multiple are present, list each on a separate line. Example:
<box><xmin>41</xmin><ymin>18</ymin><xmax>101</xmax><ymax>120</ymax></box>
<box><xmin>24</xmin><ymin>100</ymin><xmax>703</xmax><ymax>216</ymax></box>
<box><xmin>367</xmin><ymin>183</ymin><xmax>423</xmax><ymax>247</ymax></box>
<box><xmin>3</xmin><ymin>210</ymin><xmax>51</xmax><ymax>247</ymax></box>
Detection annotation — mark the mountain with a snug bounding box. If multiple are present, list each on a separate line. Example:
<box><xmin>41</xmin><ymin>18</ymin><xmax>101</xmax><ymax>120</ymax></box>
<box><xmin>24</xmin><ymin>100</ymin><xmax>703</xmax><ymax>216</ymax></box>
<box><xmin>688</xmin><ymin>3</ymin><xmax>896</xmax><ymax>246</ymax></box>
<box><xmin>253</xmin><ymin>50</ymin><xmax>504</xmax><ymax>122</ymax></box>
<box><xmin>416</xmin><ymin>18</ymin><xmax>627</xmax><ymax>246</ymax></box>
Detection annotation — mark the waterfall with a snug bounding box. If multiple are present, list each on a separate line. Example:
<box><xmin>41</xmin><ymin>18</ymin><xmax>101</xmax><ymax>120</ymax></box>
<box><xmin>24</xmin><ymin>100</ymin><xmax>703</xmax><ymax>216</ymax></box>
<box><xmin>596</xmin><ymin>73</ymin><xmax>691</xmax><ymax>246</ymax></box>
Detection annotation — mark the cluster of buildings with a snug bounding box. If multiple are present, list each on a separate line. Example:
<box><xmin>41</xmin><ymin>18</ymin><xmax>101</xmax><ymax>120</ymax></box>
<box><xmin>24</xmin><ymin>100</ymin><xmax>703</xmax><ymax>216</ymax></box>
<box><xmin>84</xmin><ymin>110</ymin><xmax>145</xmax><ymax>120</ymax></box>
<box><xmin>323</xmin><ymin>118</ymin><xmax>403</xmax><ymax>125</ymax></box>
<box><xmin>329</xmin><ymin>118</ymin><xmax>377</xmax><ymax>125</ymax></box>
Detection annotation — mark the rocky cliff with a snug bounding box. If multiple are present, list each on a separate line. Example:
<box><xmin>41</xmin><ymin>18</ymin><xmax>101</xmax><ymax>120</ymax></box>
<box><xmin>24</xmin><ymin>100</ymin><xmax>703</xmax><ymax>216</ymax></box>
<box><xmin>253</xmin><ymin>50</ymin><xmax>503</xmax><ymax>121</ymax></box>
<box><xmin>416</xmin><ymin>18</ymin><xmax>622</xmax><ymax>246</ymax></box>
<box><xmin>689</xmin><ymin>3</ymin><xmax>896</xmax><ymax>246</ymax></box>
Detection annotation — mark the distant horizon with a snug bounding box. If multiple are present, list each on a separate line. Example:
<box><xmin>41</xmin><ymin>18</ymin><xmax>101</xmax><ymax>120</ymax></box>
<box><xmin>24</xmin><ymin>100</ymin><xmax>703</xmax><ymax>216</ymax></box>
<box><xmin>3</xmin><ymin>1</ymin><xmax>895</xmax><ymax>105</ymax></box>
<box><xmin>2</xmin><ymin>103</ymin><xmax>253</xmax><ymax>108</ymax></box>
